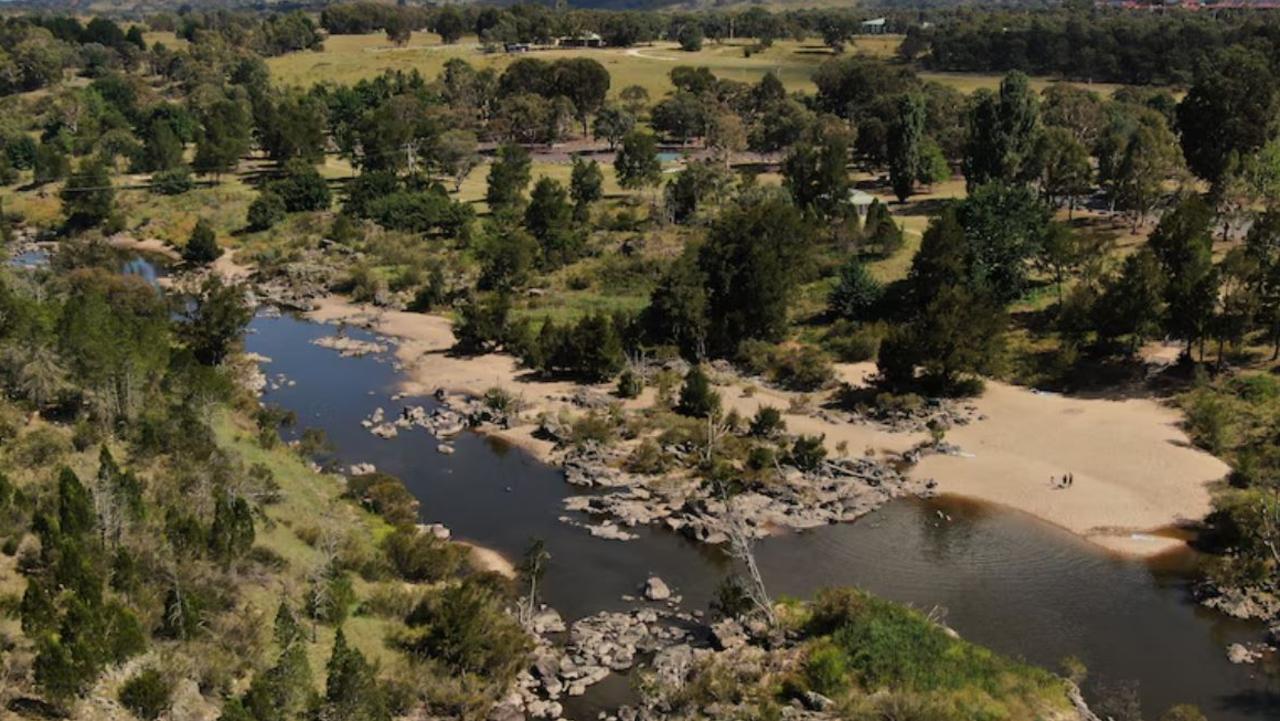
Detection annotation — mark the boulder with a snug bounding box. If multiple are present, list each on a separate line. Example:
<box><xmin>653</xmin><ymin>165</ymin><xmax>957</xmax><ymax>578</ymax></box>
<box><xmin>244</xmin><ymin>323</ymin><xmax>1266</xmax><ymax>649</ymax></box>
<box><xmin>643</xmin><ymin>576</ymin><xmax>671</xmax><ymax>601</ymax></box>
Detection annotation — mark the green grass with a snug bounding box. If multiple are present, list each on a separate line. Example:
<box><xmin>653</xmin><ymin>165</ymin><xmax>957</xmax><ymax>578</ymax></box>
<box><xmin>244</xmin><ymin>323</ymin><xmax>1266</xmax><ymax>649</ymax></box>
<box><xmin>268</xmin><ymin>31</ymin><xmax>1138</xmax><ymax>101</ymax></box>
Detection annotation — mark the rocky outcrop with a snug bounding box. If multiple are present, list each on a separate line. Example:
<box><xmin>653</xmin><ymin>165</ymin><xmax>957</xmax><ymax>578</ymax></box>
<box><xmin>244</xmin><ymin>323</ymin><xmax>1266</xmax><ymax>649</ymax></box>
<box><xmin>560</xmin><ymin>450</ymin><xmax>935</xmax><ymax>545</ymax></box>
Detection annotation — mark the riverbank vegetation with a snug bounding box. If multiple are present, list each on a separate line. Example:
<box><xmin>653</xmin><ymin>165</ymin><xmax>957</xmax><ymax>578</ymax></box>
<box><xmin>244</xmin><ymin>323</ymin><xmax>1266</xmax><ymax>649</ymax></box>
<box><xmin>2</xmin><ymin>1</ymin><xmax>1280</xmax><ymax>718</ymax></box>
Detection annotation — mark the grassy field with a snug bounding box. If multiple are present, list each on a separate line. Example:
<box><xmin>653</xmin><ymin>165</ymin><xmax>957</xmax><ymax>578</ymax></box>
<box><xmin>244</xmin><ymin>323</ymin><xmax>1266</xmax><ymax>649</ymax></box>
<box><xmin>267</xmin><ymin>32</ymin><xmax>1126</xmax><ymax>99</ymax></box>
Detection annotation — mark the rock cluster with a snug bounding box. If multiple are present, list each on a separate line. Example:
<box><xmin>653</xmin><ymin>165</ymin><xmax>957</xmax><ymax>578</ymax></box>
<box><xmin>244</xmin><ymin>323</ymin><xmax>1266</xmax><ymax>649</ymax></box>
<box><xmin>311</xmin><ymin>335</ymin><xmax>389</xmax><ymax>357</ymax></box>
<box><xmin>560</xmin><ymin>450</ymin><xmax>934</xmax><ymax>545</ymax></box>
<box><xmin>504</xmin><ymin>607</ymin><xmax>695</xmax><ymax>720</ymax></box>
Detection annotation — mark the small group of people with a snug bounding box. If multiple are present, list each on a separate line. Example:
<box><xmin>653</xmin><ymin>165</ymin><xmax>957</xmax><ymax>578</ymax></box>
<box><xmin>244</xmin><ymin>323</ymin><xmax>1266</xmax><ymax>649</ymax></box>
<box><xmin>1051</xmin><ymin>473</ymin><xmax>1075</xmax><ymax>489</ymax></box>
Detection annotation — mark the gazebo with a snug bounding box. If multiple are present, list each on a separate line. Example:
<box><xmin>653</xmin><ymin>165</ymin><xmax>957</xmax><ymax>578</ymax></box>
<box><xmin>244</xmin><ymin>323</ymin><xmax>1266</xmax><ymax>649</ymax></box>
<box><xmin>848</xmin><ymin>189</ymin><xmax>876</xmax><ymax>222</ymax></box>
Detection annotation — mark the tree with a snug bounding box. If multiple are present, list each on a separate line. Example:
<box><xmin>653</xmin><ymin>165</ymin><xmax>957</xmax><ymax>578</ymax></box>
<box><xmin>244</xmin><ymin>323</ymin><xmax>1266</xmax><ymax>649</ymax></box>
<box><xmin>320</xmin><ymin>628</ymin><xmax>388</xmax><ymax>721</ymax></box>
<box><xmin>954</xmin><ymin>182</ymin><xmax>1050</xmax><ymax>303</ymax></box>
<box><xmin>829</xmin><ymin>259</ymin><xmax>882</xmax><ymax>321</ymax></box>
<box><xmin>524</xmin><ymin>177</ymin><xmax>579</xmax><ymax>269</ymax></box>
<box><xmin>677</xmin><ymin>23</ymin><xmax>704</xmax><ymax>52</ymax></box>
<box><xmin>665</xmin><ymin>160</ymin><xmax>731</xmax><ymax>225</ymax></box>
<box><xmin>270</xmin><ymin>159</ymin><xmax>330</xmax><ymax>212</ymax></box>
<box><xmin>404</xmin><ymin>580</ymin><xmax>531</xmax><ymax>684</ymax></box>
<box><xmin>434</xmin><ymin>6</ymin><xmax>467</xmax><ymax>44</ymax></box>
<box><xmin>615</xmin><ymin>130</ymin><xmax>661</xmax><ymax>191</ymax></box>
<box><xmin>486</xmin><ymin>143</ymin><xmax>532</xmax><ymax>212</ymax></box>
<box><xmin>1148</xmin><ymin>196</ymin><xmax>1218</xmax><ymax>356</ymax></box>
<box><xmin>504</xmin><ymin>537</ymin><xmax>549</xmax><ymax>632</ymax></box>
<box><xmin>593</xmin><ymin>105</ymin><xmax>635</xmax><ymax>150</ymax></box>
<box><xmin>962</xmin><ymin>72</ymin><xmax>1039</xmax><ymax>189</ymax></box>
<box><xmin>698</xmin><ymin>195</ymin><xmax>811</xmax><ymax>354</ymax></box>
<box><xmin>434</xmin><ymin>130</ymin><xmax>479</xmax><ymax>192</ymax></box>
<box><xmin>183</xmin><ymin>219</ymin><xmax>221</xmax><ymax>265</ymax></box>
<box><xmin>1113</xmin><ymin>122</ymin><xmax>1183</xmax><ymax>231</ymax></box>
<box><xmin>180</xmin><ymin>275</ymin><xmax>252</xmax><ymax>366</ymax></box>
<box><xmin>553</xmin><ymin>58</ymin><xmax>610</xmax><ymax>136</ymax></box>
<box><xmin>650</xmin><ymin>92</ymin><xmax>708</xmax><ymax>145</ymax></box>
<box><xmin>247</xmin><ymin>192</ymin><xmax>286</xmax><ymax>231</ymax></box>
<box><xmin>137</xmin><ymin>119</ymin><xmax>184</xmax><ymax>172</ymax></box>
<box><xmin>706</xmin><ymin>112</ymin><xmax>746</xmax><ymax>168</ymax></box>
<box><xmin>384</xmin><ymin>13</ymin><xmax>412</xmax><ymax>46</ymax></box>
<box><xmin>888</xmin><ymin>94</ymin><xmax>925</xmax><ymax>202</ymax></box>
<box><xmin>194</xmin><ymin>98</ymin><xmax>251</xmax><ymax>177</ymax></box>
<box><xmin>880</xmin><ymin>284</ymin><xmax>1006</xmax><ymax>394</ymax></box>
<box><xmin>619</xmin><ymin>85</ymin><xmax>650</xmax><ymax>117</ymax></box>
<box><xmin>642</xmin><ymin>250</ymin><xmax>708</xmax><ymax>357</ymax></box>
<box><xmin>1177</xmin><ymin>46</ymin><xmax>1279</xmax><ymax>184</ymax></box>
<box><xmin>782</xmin><ymin>125</ymin><xmax>851</xmax><ymax>219</ymax></box>
<box><xmin>678</xmin><ymin>365</ymin><xmax>720</xmax><ymax>418</ymax></box>
<box><xmin>570</xmin><ymin>157</ymin><xmax>603</xmax><ymax>220</ymax></box>
<box><xmin>476</xmin><ymin>225</ymin><xmax>538</xmax><ymax>292</ymax></box>
<box><xmin>61</xmin><ymin>159</ymin><xmax>115</xmax><ymax>230</ymax></box>
<box><xmin>1033</xmin><ymin>126</ymin><xmax>1091</xmax><ymax>217</ymax></box>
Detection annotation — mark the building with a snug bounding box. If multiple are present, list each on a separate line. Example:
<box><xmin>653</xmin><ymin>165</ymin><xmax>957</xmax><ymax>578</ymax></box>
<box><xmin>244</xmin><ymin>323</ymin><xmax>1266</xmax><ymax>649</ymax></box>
<box><xmin>556</xmin><ymin>32</ymin><xmax>605</xmax><ymax>48</ymax></box>
<box><xmin>860</xmin><ymin>18</ymin><xmax>888</xmax><ymax>35</ymax></box>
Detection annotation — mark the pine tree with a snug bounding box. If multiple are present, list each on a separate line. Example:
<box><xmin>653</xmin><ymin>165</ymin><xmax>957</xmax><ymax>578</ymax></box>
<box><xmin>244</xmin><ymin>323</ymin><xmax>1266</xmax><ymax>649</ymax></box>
<box><xmin>677</xmin><ymin>365</ymin><xmax>720</xmax><ymax>418</ymax></box>
<box><xmin>888</xmin><ymin>93</ymin><xmax>925</xmax><ymax>202</ymax></box>
<box><xmin>183</xmin><ymin>219</ymin><xmax>222</xmax><ymax>265</ymax></box>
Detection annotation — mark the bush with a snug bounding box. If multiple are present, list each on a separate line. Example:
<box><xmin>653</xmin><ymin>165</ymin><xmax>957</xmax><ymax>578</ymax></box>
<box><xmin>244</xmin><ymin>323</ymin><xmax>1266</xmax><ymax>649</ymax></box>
<box><xmin>347</xmin><ymin>473</ymin><xmax>420</xmax><ymax>528</ymax></box>
<box><xmin>772</xmin><ymin>346</ymin><xmax>834</xmax><ymax>392</ymax></box>
<box><xmin>677</xmin><ymin>366</ymin><xmax>721</xmax><ymax>418</ymax></box>
<box><xmin>749</xmin><ymin>406</ymin><xmax>786</xmax><ymax>438</ymax></box>
<box><xmin>247</xmin><ymin>192</ymin><xmax>286</xmax><ymax>231</ymax></box>
<box><xmin>804</xmin><ymin>643</ymin><xmax>850</xmax><ymax>696</ymax></box>
<box><xmin>183</xmin><ymin>219</ymin><xmax>222</xmax><ymax>265</ymax></box>
<box><xmin>383</xmin><ymin>529</ymin><xmax>465</xmax><ymax>582</ymax></box>
<box><xmin>118</xmin><ymin>668</ymin><xmax>173</xmax><ymax>720</ymax></box>
<box><xmin>826</xmin><ymin>322</ymin><xmax>884</xmax><ymax>363</ymax></box>
<box><xmin>151</xmin><ymin>166</ymin><xmax>193</xmax><ymax>195</ymax></box>
<box><xmin>616</xmin><ymin>369</ymin><xmax>644</xmax><ymax>399</ymax></box>
<box><xmin>626</xmin><ymin>438</ymin><xmax>671</xmax><ymax>474</ymax></box>
<box><xmin>829</xmin><ymin>259</ymin><xmax>883</xmax><ymax>321</ymax></box>
<box><xmin>790</xmin><ymin>435</ymin><xmax>827</xmax><ymax>472</ymax></box>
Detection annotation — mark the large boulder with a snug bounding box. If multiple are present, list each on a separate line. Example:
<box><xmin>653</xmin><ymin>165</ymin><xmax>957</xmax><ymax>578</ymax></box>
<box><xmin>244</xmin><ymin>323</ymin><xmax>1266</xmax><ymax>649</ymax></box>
<box><xmin>643</xmin><ymin>576</ymin><xmax>671</xmax><ymax>601</ymax></box>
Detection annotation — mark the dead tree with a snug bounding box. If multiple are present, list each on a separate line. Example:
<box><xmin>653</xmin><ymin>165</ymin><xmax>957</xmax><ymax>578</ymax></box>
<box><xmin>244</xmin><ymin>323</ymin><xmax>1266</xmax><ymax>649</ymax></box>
<box><xmin>716</xmin><ymin>481</ymin><xmax>776</xmax><ymax>630</ymax></box>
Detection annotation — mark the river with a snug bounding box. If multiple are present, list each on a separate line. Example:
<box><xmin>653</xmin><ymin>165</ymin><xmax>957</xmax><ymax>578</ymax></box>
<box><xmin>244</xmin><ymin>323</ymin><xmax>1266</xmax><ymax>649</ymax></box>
<box><xmin>242</xmin><ymin>309</ymin><xmax>1279</xmax><ymax>721</ymax></box>
<box><xmin>17</xmin><ymin>248</ymin><xmax>1271</xmax><ymax>720</ymax></box>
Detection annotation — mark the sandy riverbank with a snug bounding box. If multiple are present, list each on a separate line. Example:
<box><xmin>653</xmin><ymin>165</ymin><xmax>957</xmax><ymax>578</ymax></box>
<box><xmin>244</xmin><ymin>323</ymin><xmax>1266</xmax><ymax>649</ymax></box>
<box><xmin>305</xmin><ymin>293</ymin><xmax>1231</xmax><ymax>559</ymax></box>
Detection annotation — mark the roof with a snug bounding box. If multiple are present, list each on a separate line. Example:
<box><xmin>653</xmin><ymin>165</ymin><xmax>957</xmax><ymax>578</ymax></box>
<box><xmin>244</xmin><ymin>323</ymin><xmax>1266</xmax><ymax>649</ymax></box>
<box><xmin>862</xmin><ymin>18</ymin><xmax>887</xmax><ymax>27</ymax></box>
<box><xmin>848</xmin><ymin>189</ymin><xmax>876</xmax><ymax>206</ymax></box>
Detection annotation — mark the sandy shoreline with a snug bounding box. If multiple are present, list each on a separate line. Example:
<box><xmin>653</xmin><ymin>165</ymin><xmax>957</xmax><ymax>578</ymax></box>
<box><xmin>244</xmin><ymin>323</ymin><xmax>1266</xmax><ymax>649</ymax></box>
<box><xmin>306</xmin><ymin>293</ymin><xmax>1230</xmax><ymax>560</ymax></box>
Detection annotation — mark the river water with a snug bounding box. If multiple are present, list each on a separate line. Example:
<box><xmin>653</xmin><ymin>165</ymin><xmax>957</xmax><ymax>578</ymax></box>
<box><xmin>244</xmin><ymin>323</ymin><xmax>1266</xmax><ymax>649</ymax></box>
<box><xmin>17</xmin><ymin>249</ymin><xmax>1267</xmax><ymax>721</ymax></box>
<box><xmin>240</xmin><ymin>310</ymin><xmax>1279</xmax><ymax>721</ymax></box>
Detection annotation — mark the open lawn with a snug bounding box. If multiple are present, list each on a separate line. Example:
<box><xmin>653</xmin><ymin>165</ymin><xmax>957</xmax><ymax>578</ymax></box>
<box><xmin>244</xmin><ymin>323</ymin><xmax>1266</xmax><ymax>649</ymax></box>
<box><xmin>268</xmin><ymin>32</ymin><xmax>1135</xmax><ymax>99</ymax></box>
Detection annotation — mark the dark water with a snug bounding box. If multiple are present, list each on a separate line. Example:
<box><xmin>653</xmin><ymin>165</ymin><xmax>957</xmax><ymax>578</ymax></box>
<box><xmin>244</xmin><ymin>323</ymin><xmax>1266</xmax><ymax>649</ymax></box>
<box><xmin>244</xmin><ymin>311</ymin><xmax>1280</xmax><ymax>721</ymax></box>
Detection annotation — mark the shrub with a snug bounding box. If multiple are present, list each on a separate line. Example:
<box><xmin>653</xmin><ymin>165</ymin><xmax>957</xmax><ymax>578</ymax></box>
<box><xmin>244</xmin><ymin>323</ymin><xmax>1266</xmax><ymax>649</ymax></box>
<box><xmin>677</xmin><ymin>366</ymin><xmax>721</xmax><ymax>418</ymax></box>
<box><xmin>829</xmin><ymin>259</ymin><xmax>883</xmax><ymax>321</ymax></box>
<box><xmin>118</xmin><ymin>668</ymin><xmax>173</xmax><ymax>720</ymax></box>
<box><xmin>347</xmin><ymin>473</ymin><xmax>420</xmax><ymax>528</ymax></box>
<box><xmin>626</xmin><ymin>438</ymin><xmax>670</xmax><ymax>474</ymax></box>
<box><xmin>247</xmin><ymin>192</ymin><xmax>286</xmax><ymax>230</ymax></box>
<box><xmin>805</xmin><ymin>643</ymin><xmax>850</xmax><ymax>696</ymax></box>
<box><xmin>790</xmin><ymin>435</ymin><xmax>827</xmax><ymax>472</ymax></box>
<box><xmin>771</xmin><ymin>346</ymin><xmax>834</xmax><ymax>392</ymax></box>
<box><xmin>617</xmin><ymin>369</ymin><xmax>645</xmax><ymax>399</ymax></box>
<box><xmin>383</xmin><ymin>529</ymin><xmax>464</xmax><ymax>583</ymax></box>
<box><xmin>749</xmin><ymin>406</ymin><xmax>786</xmax><ymax>438</ymax></box>
<box><xmin>151</xmin><ymin>166</ymin><xmax>193</xmax><ymax>195</ymax></box>
<box><xmin>183</xmin><ymin>219</ymin><xmax>222</xmax><ymax>265</ymax></box>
